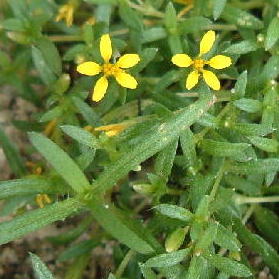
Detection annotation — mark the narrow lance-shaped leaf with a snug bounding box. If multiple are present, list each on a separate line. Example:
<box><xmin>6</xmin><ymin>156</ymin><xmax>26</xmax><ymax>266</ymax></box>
<box><xmin>233</xmin><ymin>218</ymin><xmax>279</xmax><ymax>273</ymax></box>
<box><xmin>61</xmin><ymin>125</ymin><xmax>100</xmax><ymax>149</ymax></box>
<box><xmin>144</xmin><ymin>248</ymin><xmax>191</xmax><ymax>268</ymax></box>
<box><xmin>155</xmin><ymin>204</ymin><xmax>193</xmax><ymax>222</ymax></box>
<box><xmin>30</xmin><ymin>253</ymin><xmax>55</xmax><ymax>279</ymax></box>
<box><xmin>154</xmin><ymin>139</ymin><xmax>178</xmax><ymax>180</ymax></box>
<box><xmin>29</xmin><ymin>133</ymin><xmax>90</xmax><ymax>193</ymax></box>
<box><xmin>265</xmin><ymin>17</ymin><xmax>279</xmax><ymax>50</ymax></box>
<box><xmin>0</xmin><ymin>177</ymin><xmax>69</xmax><ymax>200</ymax></box>
<box><xmin>0</xmin><ymin>126</ymin><xmax>26</xmax><ymax>177</ymax></box>
<box><xmin>203</xmin><ymin>253</ymin><xmax>252</xmax><ymax>277</ymax></box>
<box><xmin>88</xmin><ymin>199</ymin><xmax>160</xmax><ymax>254</ymax></box>
<box><xmin>0</xmin><ymin>198</ymin><xmax>82</xmax><ymax>245</ymax></box>
<box><xmin>92</xmin><ymin>94</ymin><xmax>216</xmax><ymax>195</ymax></box>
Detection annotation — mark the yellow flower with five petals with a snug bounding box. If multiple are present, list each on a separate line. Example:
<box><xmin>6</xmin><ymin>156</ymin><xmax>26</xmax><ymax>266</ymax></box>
<box><xmin>171</xmin><ymin>30</ymin><xmax>232</xmax><ymax>90</ymax></box>
<box><xmin>77</xmin><ymin>34</ymin><xmax>140</xmax><ymax>102</ymax></box>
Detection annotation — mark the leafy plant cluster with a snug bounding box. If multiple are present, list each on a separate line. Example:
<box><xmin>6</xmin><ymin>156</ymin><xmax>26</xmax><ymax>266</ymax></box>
<box><xmin>1</xmin><ymin>0</ymin><xmax>279</xmax><ymax>278</ymax></box>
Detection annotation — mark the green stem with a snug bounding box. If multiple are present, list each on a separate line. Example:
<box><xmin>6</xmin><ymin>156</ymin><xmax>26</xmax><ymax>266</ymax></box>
<box><xmin>209</xmin><ymin>160</ymin><xmax>226</xmax><ymax>201</ymax></box>
<box><xmin>235</xmin><ymin>195</ymin><xmax>279</xmax><ymax>204</ymax></box>
<box><xmin>115</xmin><ymin>250</ymin><xmax>135</xmax><ymax>278</ymax></box>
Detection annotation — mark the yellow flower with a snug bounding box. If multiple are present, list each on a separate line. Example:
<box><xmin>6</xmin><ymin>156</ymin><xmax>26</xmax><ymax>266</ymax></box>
<box><xmin>171</xmin><ymin>30</ymin><xmax>232</xmax><ymax>90</ymax></box>
<box><xmin>95</xmin><ymin>122</ymin><xmax>131</xmax><ymax>137</ymax></box>
<box><xmin>55</xmin><ymin>3</ymin><xmax>75</xmax><ymax>27</ymax></box>
<box><xmin>77</xmin><ymin>34</ymin><xmax>140</xmax><ymax>102</ymax></box>
<box><xmin>36</xmin><ymin>194</ymin><xmax>52</xmax><ymax>208</ymax></box>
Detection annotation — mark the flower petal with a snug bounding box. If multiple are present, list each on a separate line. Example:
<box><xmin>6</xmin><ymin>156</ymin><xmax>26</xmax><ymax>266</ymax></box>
<box><xmin>171</xmin><ymin>54</ymin><xmax>193</xmax><ymax>67</ymax></box>
<box><xmin>77</xmin><ymin>61</ymin><xmax>101</xmax><ymax>76</ymax></box>
<box><xmin>115</xmin><ymin>72</ymin><xmax>138</xmax><ymax>89</ymax></box>
<box><xmin>203</xmin><ymin>70</ymin><xmax>220</xmax><ymax>90</ymax></box>
<box><xmin>208</xmin><ymin>55</ymin><xmax>232</xmax><ymax>69</ymax></box>
<box><xmin>199</xmin><ymin>30</ymin><xmax>216</xmax><ymax>56</ymax></box>
<box><xmin>186</xmin><ymin>70</ymin><xmax>199</xmax><ymax>90</ymax></box>
<box><xmin>117</xmin><ymin>54</ymin><xmax>140</xmax><ymax>68</ymax></box>
<box><xmin>93</xmin><ymin>76</ymin><xmax>108</xmax><ymax>102</ymax></box>
<box><xmin>100</xmin><ymin>34</ymin><xmax>112</xmax><ymax>62</ymax></box>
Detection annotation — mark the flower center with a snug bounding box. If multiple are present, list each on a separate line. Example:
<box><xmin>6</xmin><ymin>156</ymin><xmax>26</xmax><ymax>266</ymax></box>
<box><xmin>103</xmin><ymin>63</ymin><xmax>121</xmax><ymax>76</ymax></box>
<box><xmin>193</xmin><ymin>59</ymin><xmax>206</xmax><ymax>71</ymax></box>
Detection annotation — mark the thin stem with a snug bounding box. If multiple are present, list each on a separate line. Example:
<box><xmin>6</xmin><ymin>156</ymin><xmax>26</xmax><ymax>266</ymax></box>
<box><xmin>235</xmin><ymin>195</ymin><xmax>279</xmax><ymax>205</ymax></box>
<box><xmin>115</xmin><ymin>250</ymin><xmax>135</xmax><ymax>278</ymax></box>
<box><xmin>49</xmin><ymin>35</ymin><xmax>82</xmax><ymax>42</ymax></box>
<box><xmin>209</xmin><ymin>160</ymin><xmax>226</xmax><ymax>201</ymax></box>
<box><xmin>241</xmin><ymin>204</ymin><xmax>256</xmax><ymax>224</ymax></box>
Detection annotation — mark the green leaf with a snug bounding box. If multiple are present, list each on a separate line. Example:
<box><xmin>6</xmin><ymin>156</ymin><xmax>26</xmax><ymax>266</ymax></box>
<box><xmin>0</xmin><ymin>177</ymin><xmax>68</xmax><ymax>200</ymax></box>
<box><xmin>58</xmin><ymin>239</ymin><xmax>98</xmax><ymax>262</ymax></box>
<box><xmin>254</xmin><ymin>206</ymin><xmax>279</xmax><ymax>247</ymax></box>
<box><xmin>92</xmin><ymin>94</ymin><xmax>215</xmax><ymax>195</ymax></box>
<box><xmin>133</xmin><ymin>48</ymin><xmax>158</xmax><ymax>73</ymax></box>
<box><xmin>32</xmin><ymin>46</ymin><xmax>56</xmax><ymax>85</ymax></box>
<box><xmin>224</xmin><ymin>40</ymin><xmax>258</xmax><ymax>55</ymax></box>
<box><xmin>71</xmin><ymin>96</ymin><xmax>101</xmax><ymax>126</ymax></box>
<box><xmin>1</xmin><ymin>18</ymin><xmax>26</xmax><ymax>31</ymax></box>
<box><xmin>34</xmin><ymin>37</ymin><xmax>62</xmax><ymax>76</ymax></box>
<box><xmin>29</xmin><ymin>133</ymin><xmax>90</xmax><ymax>193</ymax></box>
<box><xmin>154</xmin><ymin>139</ymin><xmax>178</xmax><ymax>180</ymax></box>
<box><xmin>139</xmin><ymin>263</ymin><xmax>157</xmax><ymax>279</ymax></box>
<box><xmin>222</xmin><ymin>5</ymin><xmax>263</xmax><ymax>29</ymax></box>
<box><xmin>231</xmin><ymin>159</ymin><xmax>279</xmax><ymax>174</ymax></box>
<box><xmin>195</xmin><ymin>223</ymin><xmax>217</xmax><ymax>252</ymax></box>
<box><xmin>260</xmin><ymin>55</ymin><xmax>279</xmax><ymax>84</ymax></box>
<box><xmin>213</xmin><ymin>0</ymin><xmax>227</xmax><ymax>20</ymax></box>
<box><xmin>233</xmin><ymin>218</ymin><xmax>279</xmax><ymax>273</ymax></box>
<box><xmin>0</xmin><ymin>198</ymin><xmax>82</xmax><ymax>245</ymax></box>
<box><xmin>247</xmin><ymin>136</ymin><xmax>278</xmax><ymax>153</ymax></box>
<box><xmin>144</xmin><ymin>248</ymin><xmax>190</xmax><ymax>268</ymax></box>
<box><xmin>232</xmin><ymin>123</ymin><xmax>273</xmax><ymax>136</ymax></box>
<box><xmin>178</xmin><ymin>17</ymin><xmax>212</xmax><ymax>34</ymax></box>
<box><xmin>265</xmin><ymin>17</ymin><xmax>279</xmax><ymax>50</ymax></box>
<box><xmin>155</xmin><ymin>204</ymin><xmax>193</xmax><ymax>222</ymax></box>
<box><xmin>203</xmin><ymin>253</ymin><xmax>252</xmax><ymax>277</ymax></box>
<box><xmin>88</xmin><ymin>200</ymin><xmax>159</xmax><ymax>254</ymax></box>
<box><xmin>119</xmin><ymin>1</ymin><xmax>143</xmax><ymax>31</ymax></box>
<box><xmin>201</xmin><ymin>139</ymin><xmax>251</xmax><ymax>157</ymax></box>
<box><xmin>214</xmin><ymin>223</ymin><xmax>241</xmax><ymax>252</ymax></box>
<box><xmin>165</xmin><ymin>227</ymin><xmax>188</xmax><ymax>252</ymax></box>
<box><xmin>30</xmin><ymin>253</ymin><xmax>55</xmax><ymax>279</ymax></box>
<box><xmin>186</xmin><ymin>256</ymin><xmax>205</xmax><ymax>279</ymax></box>
<box><xmin>165</xmin><ymin>2</ymin><xmax>177</xmax><ymax>31</ymax></box>
<box><xmin>48</xmin><ymin>216</ymin><xmax>94</xmax><ymax>245</ymax></box>
<box><xmin>233</xmin><ymin>98</ymin><xmax>262</xmax><ymax>113</ymax></box>
<box><xmin>234</xmin><ymin>71</ymin><xmax>247</xmax><ymax>98</ymax></box>
<box><xmin>61</xmin><ymin>125</ymin><xmax>100</xmax><ymax>149</ymax></box>
<box><xmin>0</xmin><ymin>126</ymin><xmax>26</xmax><ymax>177</ymax></box>
<box><xmin>142</xmin><ymin>27</ymin><xmax>167</xmax><ymax>43</ymax></box>
<box><xmin>180</xmin><ymin>128</ymin><xmax>197</xmax><ymax>174</ymax></box>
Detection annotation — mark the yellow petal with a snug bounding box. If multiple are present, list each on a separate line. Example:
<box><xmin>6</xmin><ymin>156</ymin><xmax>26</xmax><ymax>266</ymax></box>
<box><xmin>208</xmin><ymin>55</ymin><xmax>232</xmax><ymax>69</ymax></box>
<box><xmin>115</xmin><ymin>72</ymin><xmax>138</xmax><ymax>89</ymax></box>
<box><xmin>93</xmin><ymin>76</ymin><xmax>108</xmax><ymax>102</ymax></box>
<box><xmin>171</xmin><ymin>54</ymin><xmax>193</xmax><ymax>67</ymax></box>
<box><xmin>203</xmin><ymin>70</ymin><xmax>220</xmax><ymax>90</ymax></box>
<box><xmin>100</xmin><ymin>34</ymin><xmax>112</xmax><ymax>62</ymax></box>
<box><xmin>117</xmin><ymin>54</ymin><xmax>140</xmax><ymax>69</ymax></box>
<box><xmin>77</xmin><ymin>61</ymin><xmax>101</xmax><ymax>76</ymax></box>
<box><xmin>186</xmin><ymin>70</ymin><xmax>199</xmax><ymax>90</ymax></box>
<box><xmin>199</xmin><ymin>30</ymin><xmax>216</xmax><ymax>56</ymax></box>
